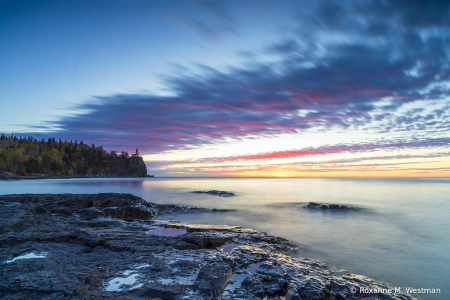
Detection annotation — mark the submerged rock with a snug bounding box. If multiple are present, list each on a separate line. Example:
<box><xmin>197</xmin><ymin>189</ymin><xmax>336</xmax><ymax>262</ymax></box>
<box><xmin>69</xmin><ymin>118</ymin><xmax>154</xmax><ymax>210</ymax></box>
<box><xmin>193</xmin><ymin>190</ymin><xmax>236</xmax><ymax>197</ymax></box>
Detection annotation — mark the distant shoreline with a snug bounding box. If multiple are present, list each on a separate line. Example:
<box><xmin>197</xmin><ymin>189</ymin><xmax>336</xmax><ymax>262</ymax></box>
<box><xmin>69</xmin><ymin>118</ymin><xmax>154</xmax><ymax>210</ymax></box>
<box><xmin>0</xmin><ymin>172</ymin><xmax>154</xmax><ymax>180</ymax></box>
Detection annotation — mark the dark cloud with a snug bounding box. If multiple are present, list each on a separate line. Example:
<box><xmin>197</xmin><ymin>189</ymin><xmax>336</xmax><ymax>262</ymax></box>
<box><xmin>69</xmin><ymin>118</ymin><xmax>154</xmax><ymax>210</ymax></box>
<box><xmin>24</xmin><ymin>0</ymin><xmax>450</xmax><ymax>154</ymax></box>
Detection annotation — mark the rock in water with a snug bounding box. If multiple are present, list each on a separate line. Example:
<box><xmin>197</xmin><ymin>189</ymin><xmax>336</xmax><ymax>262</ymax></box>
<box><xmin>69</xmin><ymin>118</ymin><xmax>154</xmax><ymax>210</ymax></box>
<box><xmin>305</xmin><ymin>202</ymin><xmax>360</xmax><ymax>211</ymax></box>
<box><xmin>193</xmin><ymin>190</ymin><xmax>236</xmax><ymax>197</ymax></box>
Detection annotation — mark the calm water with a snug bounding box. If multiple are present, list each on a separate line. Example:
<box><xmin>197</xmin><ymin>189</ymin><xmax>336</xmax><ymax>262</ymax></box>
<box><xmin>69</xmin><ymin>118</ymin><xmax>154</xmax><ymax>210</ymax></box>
<box><xmin>1</xmin><ymin>177</ymin><xmax>449</xmax><ymax>299</ymax></box>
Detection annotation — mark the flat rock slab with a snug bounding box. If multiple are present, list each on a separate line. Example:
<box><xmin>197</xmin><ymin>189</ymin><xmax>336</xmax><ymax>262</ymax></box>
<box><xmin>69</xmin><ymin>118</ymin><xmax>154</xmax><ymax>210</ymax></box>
<box><xmin>162</xmin><ymin>221</ymin><xmax>242</xmax><ymax>232</ymax></box>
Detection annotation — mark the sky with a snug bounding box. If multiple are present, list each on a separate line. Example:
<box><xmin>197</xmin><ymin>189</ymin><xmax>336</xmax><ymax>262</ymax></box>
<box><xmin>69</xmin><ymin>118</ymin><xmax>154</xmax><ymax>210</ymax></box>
<box><xmin>1</xmin><ymin>0</ymin><xmax>450</xmax><ymax>177</ymax></box>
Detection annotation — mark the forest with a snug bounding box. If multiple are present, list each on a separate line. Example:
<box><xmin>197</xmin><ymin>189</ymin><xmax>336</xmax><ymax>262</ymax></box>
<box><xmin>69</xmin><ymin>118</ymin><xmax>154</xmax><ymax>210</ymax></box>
<box><xmin>0</xmin><ymin>133</ymin><xmax>133</xmax><ymax>176</ymax></box>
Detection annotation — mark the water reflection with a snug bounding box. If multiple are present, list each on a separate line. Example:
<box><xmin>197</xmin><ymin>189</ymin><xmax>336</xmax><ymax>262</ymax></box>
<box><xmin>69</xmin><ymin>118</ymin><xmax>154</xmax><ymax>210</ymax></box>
<box><xmin>147</xmin><ymin>227</ymin><xmax>187</xmax><ymax>237</ymax></box>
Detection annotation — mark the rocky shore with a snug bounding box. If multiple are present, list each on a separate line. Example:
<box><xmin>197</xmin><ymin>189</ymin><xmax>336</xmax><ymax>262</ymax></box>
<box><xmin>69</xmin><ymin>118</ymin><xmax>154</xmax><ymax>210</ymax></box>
<box><xmin>1</xmin><ymin>193</ymin><xmax>416</xmax><ymax>300</ymax></box>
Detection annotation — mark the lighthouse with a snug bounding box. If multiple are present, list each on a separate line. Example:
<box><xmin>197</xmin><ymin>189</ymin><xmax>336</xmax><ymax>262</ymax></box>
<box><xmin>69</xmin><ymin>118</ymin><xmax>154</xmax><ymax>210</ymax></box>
<box><xmin>131</xmin><ymin>148</ymin><xmax>139</xmax><ymax>157</ymax></box>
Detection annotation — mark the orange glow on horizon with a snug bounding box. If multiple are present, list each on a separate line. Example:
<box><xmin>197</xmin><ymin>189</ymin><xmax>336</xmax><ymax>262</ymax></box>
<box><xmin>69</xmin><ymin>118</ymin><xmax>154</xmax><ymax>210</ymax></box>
<box><xmin>221</xmin><ymin>171</ymin><xmax>450</xmax><ymax>177</ymax></box>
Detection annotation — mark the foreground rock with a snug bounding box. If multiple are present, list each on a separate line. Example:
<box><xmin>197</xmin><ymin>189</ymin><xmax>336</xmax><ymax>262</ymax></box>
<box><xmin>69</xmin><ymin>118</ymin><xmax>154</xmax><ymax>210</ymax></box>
<box><xmin>194</xmin><ymin>263</ymin><xmax>232</xmax><ymax>297</ymax></box>
<box><xmin>305</xmin><ymin>202</ymin><xmax>360</xmax><ymax>211</ymax></box>
<box><xmin>193</xmin><ymin>190</ymin><xmax>236</xmax><ymax>197</ymax></box>
<box><xmin>0</xmin><ymin>193</ymin><xmax>416</xmax><ymax>300</ymax></box>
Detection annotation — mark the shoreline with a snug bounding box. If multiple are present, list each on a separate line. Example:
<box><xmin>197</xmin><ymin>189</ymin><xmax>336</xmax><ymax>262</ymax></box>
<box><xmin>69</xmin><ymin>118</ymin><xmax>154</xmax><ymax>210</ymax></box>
<box><xmin>0</xmin><ymin>172</ymin><xmax>154</xmax><ymax>180</ymax></box>
<box><xmin>1</xmin><ymin>193</ymin><xmax>418</xmax><ymax>300</ymax></box>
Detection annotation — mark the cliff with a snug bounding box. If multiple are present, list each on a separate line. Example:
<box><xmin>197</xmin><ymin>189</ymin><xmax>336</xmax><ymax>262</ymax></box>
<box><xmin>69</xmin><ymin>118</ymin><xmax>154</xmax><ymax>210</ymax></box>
<box><xmin>0</xmin><ymin>134</ymin><xmax>150</xmax><ymax>178</ymax></box>
<box><xmin>0</xmin><ymin>157</ymin><xmax>148</xmax><ymax>179</ymax></box>
<box><xmin>116</xmin><ymin>156</ymin><xmax>147</xmax><ymax>177</ymax></box>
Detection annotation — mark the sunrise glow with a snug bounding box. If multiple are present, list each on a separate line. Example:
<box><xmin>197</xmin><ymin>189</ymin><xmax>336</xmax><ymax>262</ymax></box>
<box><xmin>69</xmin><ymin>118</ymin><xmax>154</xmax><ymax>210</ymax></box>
<box><xmin>1</xmin><ymin>0</ymin><xmax>449</xmax><ymax>177</ymax></box>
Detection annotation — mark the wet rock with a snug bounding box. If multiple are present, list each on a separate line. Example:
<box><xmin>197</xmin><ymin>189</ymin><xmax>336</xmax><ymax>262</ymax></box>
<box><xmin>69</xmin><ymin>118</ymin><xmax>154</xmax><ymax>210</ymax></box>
<box><xmin>241</xmin><ymin>275</ymin><xmax>265</xmax><ymax>298</ymax></box>
<box><xmin>285</xmin><ymin>284</ymin><xmax>303</xmax><ymax>300</ymax></box>
<box><xmin>119</xmin><ymin>204</ymin><xmax>156</xmax><ymax>219</ymax></box>
<box><xmin>295</xmin><ymin>277</ymin><xmax>328</xmax><ymax>300</ymax></box>
<box><xmin>49</xmin><ymin>206</ymin><xmax>74</xmax><ymax>215</ymax></box>
<box><xmin>29</xmin><ymin>205</ymin><xmax>48</xmax><ymax>214</ymax></box>
<box><xmin>194</xmin><ymin>262</ymin><xmax>232</xmax><ymax>297</ymax></box>
<box><xmin>102</xmin><ymin>207</ymin><xmax>120</xmax><ymax>217</ymax></box>
<box><xmin>182</xmin><ymin>232</ymin><xmax>234</xmax><ymax>247</ymax></box>
<box><xmin>170</xmin><ymin>259</ymin><xmax>203</xmax><ymax>274</ymax></box>
<box><xmin>5</xmin><ymin>219</ymin><xmax>30</xmax><ymax>232</ymax></box>
<box><xmin>255</xmin><ymin>262</ymin><xmax>287</xmax><ymax>297</ymax></box>
<box><xmin>1</xmin><ymin>259</ymin><xmax>82</xmax><ymax>295</ymax></box>
<box><xmin>76</xmin><ymin>207</ymin><xmax>105</xmax><ymax>220</ymax></box>
<box><xmin>162</xmin><ymin>221</ymin><xmax>242</xmax><ymax>232</ymax></box>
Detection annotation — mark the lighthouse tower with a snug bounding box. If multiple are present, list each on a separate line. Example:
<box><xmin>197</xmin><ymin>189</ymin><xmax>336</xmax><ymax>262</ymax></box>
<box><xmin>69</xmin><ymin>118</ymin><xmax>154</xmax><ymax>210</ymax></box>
<box><xmin>131</xmin><ymin>148</ymin><xmax>139</xmax><ymax>157</ymax></box>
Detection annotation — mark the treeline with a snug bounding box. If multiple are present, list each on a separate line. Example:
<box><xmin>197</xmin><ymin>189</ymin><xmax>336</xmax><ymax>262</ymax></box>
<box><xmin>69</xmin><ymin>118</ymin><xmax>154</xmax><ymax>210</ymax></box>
<box><xmin>0</xmin><ymin>133</ymin><xmax>133</xmax><ymax>176</ymax></box>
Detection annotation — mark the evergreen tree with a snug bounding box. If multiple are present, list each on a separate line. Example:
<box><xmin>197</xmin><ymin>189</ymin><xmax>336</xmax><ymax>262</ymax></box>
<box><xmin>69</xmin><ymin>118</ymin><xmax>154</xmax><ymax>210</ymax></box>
<box><xmin>0</xmin><ymin>133</ymin><xmax>137</xmax><ymax>176</ymax></box>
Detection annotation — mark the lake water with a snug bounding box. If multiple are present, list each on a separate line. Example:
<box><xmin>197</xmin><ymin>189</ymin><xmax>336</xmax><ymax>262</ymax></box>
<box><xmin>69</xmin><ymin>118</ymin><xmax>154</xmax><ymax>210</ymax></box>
<box><xmin>1</xmin><ymin>177</ymin><xmax>449</xmax><ymax>299</ymax></box>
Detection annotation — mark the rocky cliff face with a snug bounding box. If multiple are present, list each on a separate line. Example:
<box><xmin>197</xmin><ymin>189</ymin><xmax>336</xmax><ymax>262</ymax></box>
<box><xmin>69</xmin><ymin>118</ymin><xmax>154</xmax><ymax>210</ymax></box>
<box><xmin>117</xmin><ymin>157</ymin><xmax>147</xmax><ymax>177</ymax></box>
<box><xmin>0</xmin><ymin>157</ymin><xmax>149</xmax><ymax>179</ymax></box>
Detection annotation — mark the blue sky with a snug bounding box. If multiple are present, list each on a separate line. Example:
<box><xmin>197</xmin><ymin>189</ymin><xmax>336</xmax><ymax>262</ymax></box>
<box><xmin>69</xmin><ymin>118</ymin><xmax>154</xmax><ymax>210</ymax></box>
<box><xmin>1</xmin><ymin>0</ymin><xmax>282</xmax><ymax>131</ymax></box>
<box><xmin>1</xmin><ymin>0</ymin><xmax>450</xmax><ymax>176</ymax></box>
